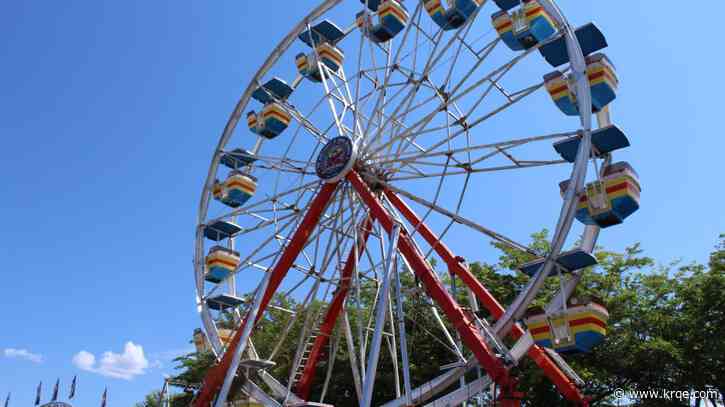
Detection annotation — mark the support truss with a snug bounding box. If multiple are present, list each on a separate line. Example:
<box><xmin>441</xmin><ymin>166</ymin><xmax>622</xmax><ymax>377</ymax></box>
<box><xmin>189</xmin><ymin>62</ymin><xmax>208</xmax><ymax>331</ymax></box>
<box><xmin>383</xmin><ymin>188</ymin><xmax>588</xmax><ymax>406</ymax></box>
<box><xmin>196</xmin><ymin>172</ymin><xmax>591</xmax><ymax>406</ymax></box>
<box><xmin>347</xmin><ymin>170</ymin><xmax>512</xmax><ymax>388</ymax></box>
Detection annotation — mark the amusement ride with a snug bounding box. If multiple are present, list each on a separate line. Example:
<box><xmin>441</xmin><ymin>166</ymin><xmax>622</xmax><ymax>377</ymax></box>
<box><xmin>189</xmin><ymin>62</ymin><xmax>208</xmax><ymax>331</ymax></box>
<box><xmin>189</xmin><ymin>0</ymin><xmax>640</xmax><ymax>405</ymax></box>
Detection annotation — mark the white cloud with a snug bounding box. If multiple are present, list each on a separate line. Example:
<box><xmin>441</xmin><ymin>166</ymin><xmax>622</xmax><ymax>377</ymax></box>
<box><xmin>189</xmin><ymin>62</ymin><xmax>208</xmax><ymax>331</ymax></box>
<box><xmin>3</xmin><ymin>348</ymin><xmax>43</xmax><ymax>364</ymax></box>
<box><xmin>71</xmin><ymin>350</ymin><xmax>96</xmax><ymax>370</ymax></box>
<box><xmin>72</xmin><ymin>342</ymin><xmax>150</xmax><ymax>380</ymax></box>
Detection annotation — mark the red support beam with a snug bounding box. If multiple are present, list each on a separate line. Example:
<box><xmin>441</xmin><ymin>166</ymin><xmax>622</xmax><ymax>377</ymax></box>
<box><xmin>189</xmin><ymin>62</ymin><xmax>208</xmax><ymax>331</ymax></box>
<box><xmin>384</xmin><ymin>189</ymin><xmax>588</xmax><ymax>405</ymax></box>
<box><xmin>193</xmin><ymin>182</ymin><xmax>339</xmax><ymax>407</ymax></box>
<box><xmin>348</xmin><ymin>171</ymin><xmax>512</xmax><ymax>386</ymax></box>
<box><xmin>497</xmin><ymin>390</ymin><xmax>524</xmax><ymax>407</ymax></box>
<box><xmin>294</xmin><ymin>216</ymin><xmax>374</xmax><ymax>399</ymax></box>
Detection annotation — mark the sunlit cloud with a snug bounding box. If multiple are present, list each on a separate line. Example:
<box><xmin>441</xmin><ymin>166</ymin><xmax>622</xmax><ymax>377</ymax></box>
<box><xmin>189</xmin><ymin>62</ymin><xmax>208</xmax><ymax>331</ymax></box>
<box><xmin>72</xmin><ymin>341</ymin><xmax>149</xmax><ymax>380</ymax></box>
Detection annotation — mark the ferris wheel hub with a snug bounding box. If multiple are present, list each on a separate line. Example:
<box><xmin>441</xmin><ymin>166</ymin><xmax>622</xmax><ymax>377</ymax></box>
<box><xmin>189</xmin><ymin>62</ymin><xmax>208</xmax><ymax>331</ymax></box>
<box><xmin>315</xmin><ymin>136</ymin><xmax>357</xmax><ymax>183</ymax></box>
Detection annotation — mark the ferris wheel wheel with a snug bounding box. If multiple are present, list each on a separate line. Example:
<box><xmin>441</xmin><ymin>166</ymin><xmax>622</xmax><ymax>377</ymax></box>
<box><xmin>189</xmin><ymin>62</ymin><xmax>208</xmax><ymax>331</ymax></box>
<box><xmin>192</xmin><ymin>0</ymin><xmax>640</xmax><ymax>406</ymax></box>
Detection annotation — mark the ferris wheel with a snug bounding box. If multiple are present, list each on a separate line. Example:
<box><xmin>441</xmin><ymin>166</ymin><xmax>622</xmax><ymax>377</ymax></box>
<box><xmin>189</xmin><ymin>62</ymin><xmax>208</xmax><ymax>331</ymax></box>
<box><xmin>192</xmin><ymin>0</ymin><xmax>640</xmax><ymax>406</ymax></box>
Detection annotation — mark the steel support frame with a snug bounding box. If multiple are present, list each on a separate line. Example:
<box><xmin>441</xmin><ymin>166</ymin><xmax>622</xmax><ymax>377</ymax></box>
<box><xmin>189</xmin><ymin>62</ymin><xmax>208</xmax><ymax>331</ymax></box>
<box><xmin>196</xmin><ymin>170</ymin><xmax>589</xmax><ymax>406</ymax></box>
<box><xmin>384</xmin><ymin>189</ymin><xmax>589</xmax><ymax>405</ymax></box>
<box><xmin>194</xmin><ymin>182</ymin><xmax>339</xmax><ymax>407</ymax></box>
<box><xmin>295</xmin><ymin>216</ymin><xmax>374</xmax><ymax>399</ymax></box>
<box><xmin>361</xmin><ymin>223</ymin><xmax>402</xmax><ymax>407</ymax></box>
<box><xmin>348</xmin><ymin>171</ymin><xmax>512</xmax><ymax>387</ymax></box>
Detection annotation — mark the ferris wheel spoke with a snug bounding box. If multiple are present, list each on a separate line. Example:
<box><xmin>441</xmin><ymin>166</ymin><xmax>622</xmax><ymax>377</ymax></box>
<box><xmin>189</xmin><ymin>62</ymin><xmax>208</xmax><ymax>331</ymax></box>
<box><xmin>356</xmin><ymin>111</ymin><xmax>428</xmax><ymax>158</ymax></box>
<box><xmin>379</xmin><ymin>179</ymin><xmax>539</xmax><ymax>257</ymax></box>
<box><xmin>377</xmin><ymin>129</ymin><xmax>576</xmax><ymax>169</ymax></box>
<box><xmin>360</xmin><ymin>2</ymin><xmax>442</xmax><ymax>152</ymax></box>
<box><xmin>380</xmin><ymin>77</ymin><xmax>545</xmax><ymax>163</ymax></box>
<box><xmin>417</xmin><ymin>9</ymin><xmax>478</xmax><ymax>79</ymax></box>
<box><xmin>391</xmin><ymin>5</ymin><xmax>487</xmax><ymax>124</ymax></box>
<box><xmin>388</xmin><ymin>159</ymin><xmax>566</xmax><ymax>181</ymax></box>
<box><xmin>272</xmin><ymin>127</ymin><xmax>327</xmax><ymax>202</ymax></box>
<box><xmin>314</xmin><ymin>51</ymin><xmax>356</xmax><ymax>140</ymax></box>
<box><xmin>274</xmin><ymin>207</ymin><xmax>362</xmax><ymax>301</ymax></box>
<box><xmin>392</xmin><ymin>137</ymin><xmax>559</xmax><ymax>171</ymax></box>
<box><xmin>450</xmin><ymin>31</ymin><xmax>559</xmax><ymax>101</ymax></box>
<box><xmin>436</xmin><ymin>9</ymin><xmax>482</xmax><ymax>94</ymax></box>
<box><xmin>316</xmin><ymin>193</ymin><xmax>354</xmax><ymax>280</ymax></box>
<box><xmin>336</xmin><ymin>66</ymin><xmax>368</xmax><ymax>143</ymax></box>
<box><xmin>339</xmin><ymin>77</ymin><xmax>424</xmax><ymax>154</ymax></box>
<box><xmin>363</xmin><ymin>79</ymin><xmax>440</xmax><ymax>158</ymax></box>
<box><xmin>254</xmin><ymin>163</ymin><xmax>316</xmax><ymax>176</ymax></box>
<box><xmin>203</xmin><ymin>208</ymin><xmax>306</xmax><ymax>301</ymax></box>
<box><xmin>361</xmin><ymin>46</ymin><xmax>514</xmax><ymax>159</ymax></box>
<box><xmin>267</xmin><ymin>266</ymin><xmax>325</xmax><ymax>362</ymax></box>
<box><xmin>238</xmin><ymin>211</ymin><xmax>301</xmax><ymax>237</ymax></box>
<box><xmin>418</xmin><ymin>169</ymin><xmax>471</xmax><ymax>265</ymax></box>
<box><xmin>459</xmin><ymin>71</ymin><xmax>539</xmax><ymax>135</ymax></box>
<box><xmin>397</xmin><ymin>157</ymin><xmax>451</xmax><ymax>248</ymax></box>
<box><xmin>235</xmin><ymin>185</ymin><xmax>338</xmax><ymax>284</ymax></box>
<box><xmin>464</xmin><ymin>81</ymin><xmax>545</xmax><ymax>131</ymax></box>
<box><xmin>266</xmin><ymin>116</ymin><xmax>322</xmax><ymax>199</ymax></box>
<box><xmin>361</xmin><ymin>42</ymin><xmax>394</xmax><ymax>151</ymax></box>
<box><xmin>206</xmin><ymin>180</ymin><xmax>318</xmax><ymax>225</ymax></box>
<box><xmin>284</xmin><ymin>103</ymin><xmax>333</xmax><ymax>145</ymax></box>
<box><xmin>375</xmin><ymin>1</ymin><xmax>424</xmax><ymax>99</ymax></box>
<box><xmin>219</xmin><ymin>150</ymin><xmax>313</xmax><ymax>167</ymax></box>
<box><xmin>396</xmin><ymin>17</ymin><xmax>497</xmax><ymax>84</ymax></box>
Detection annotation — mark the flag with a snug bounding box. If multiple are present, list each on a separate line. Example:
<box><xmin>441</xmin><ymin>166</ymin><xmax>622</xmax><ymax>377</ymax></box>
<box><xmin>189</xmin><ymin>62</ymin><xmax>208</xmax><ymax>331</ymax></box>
<box><xmin>68</xmin><ymin>376</ymin><xmax>77</xmax><ymax>400</ymax></box>
<box><xmin>100</xmin><ymin>387</ymin><xmax>107</xmax><ymax>407</ymax></box>
<box><xmin>4</xmin><ymin>392</ymin><xmax>9</xmax><ymax>407</ymax></box>
<box><xmin>51</xmin><ymin>379</ymin><xmax>59</xmax><ymax>402</ymax></box>
<box><xmin>34</xmin><ymin>382</ymin><xmax>41</xmax><ymax>406</ymax></box>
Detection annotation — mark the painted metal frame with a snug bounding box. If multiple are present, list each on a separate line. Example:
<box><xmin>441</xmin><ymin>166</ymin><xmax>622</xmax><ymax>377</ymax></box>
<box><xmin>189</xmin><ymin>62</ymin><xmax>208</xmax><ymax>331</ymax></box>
<box><xmin>191</xmin><ymin>0</ymin><xmax>615</xmax><ymax>405</ymax></box>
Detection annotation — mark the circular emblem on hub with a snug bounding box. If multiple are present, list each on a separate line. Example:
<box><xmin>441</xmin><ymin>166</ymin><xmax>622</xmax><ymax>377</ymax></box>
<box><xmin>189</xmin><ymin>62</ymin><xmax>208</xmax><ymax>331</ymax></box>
<box><xmin>316</xmin><ymin>136</ymin><xmax>356</xmax><ymax>183</ymax></box>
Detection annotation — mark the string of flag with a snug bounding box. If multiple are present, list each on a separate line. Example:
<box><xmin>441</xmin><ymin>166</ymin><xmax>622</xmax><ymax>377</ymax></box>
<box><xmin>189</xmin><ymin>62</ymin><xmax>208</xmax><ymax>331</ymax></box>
<box><xmin>26</xmin><ymin>376</ymin><xmax>106</xmax><ymax>407</ymax></box>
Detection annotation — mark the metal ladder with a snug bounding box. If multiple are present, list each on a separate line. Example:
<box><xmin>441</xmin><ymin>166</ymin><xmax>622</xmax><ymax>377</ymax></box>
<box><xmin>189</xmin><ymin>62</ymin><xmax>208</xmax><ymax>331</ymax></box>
<box><xmin>291</xmin><ymin>328</ymin><xmax>321</xmax><ymax>385</ymax></box>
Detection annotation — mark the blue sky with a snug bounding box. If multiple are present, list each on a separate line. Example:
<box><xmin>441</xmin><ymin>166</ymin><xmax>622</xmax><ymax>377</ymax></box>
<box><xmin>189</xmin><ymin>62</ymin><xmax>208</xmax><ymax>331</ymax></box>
<box><xmin>1</xmin><ymin>1</ymin><xmax>723</xmax><ymax>406</ymax></box>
